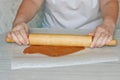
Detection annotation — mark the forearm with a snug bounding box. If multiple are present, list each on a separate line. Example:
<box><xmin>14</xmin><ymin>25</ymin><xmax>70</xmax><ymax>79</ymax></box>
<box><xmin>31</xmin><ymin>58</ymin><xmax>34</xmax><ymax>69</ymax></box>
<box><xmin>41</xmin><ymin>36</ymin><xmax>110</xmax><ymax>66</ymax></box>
<box><xmin>100</xmin><ymin>0</ymin><xmax>119</xmax><ymax>27</ymax></box>
<box><xmin>13</xmin><ymin>0</ymin><xmax>44</xmax><ymax>26</ymax></box>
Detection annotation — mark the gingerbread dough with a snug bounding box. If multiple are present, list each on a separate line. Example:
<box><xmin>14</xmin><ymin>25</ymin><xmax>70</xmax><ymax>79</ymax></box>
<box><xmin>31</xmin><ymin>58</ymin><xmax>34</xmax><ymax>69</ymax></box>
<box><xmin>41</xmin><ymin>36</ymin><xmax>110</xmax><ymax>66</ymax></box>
<box><xmin>24</xmin><ymin>45</ymin><xmax>85</xmax><ymax>57</ymax></box>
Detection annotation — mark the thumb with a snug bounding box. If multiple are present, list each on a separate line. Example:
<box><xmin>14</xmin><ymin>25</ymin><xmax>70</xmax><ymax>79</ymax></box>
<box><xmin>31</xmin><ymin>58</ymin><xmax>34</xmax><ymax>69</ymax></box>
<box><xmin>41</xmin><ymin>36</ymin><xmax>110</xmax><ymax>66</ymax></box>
<box><xmin>7</xmin><ymin>32</ymin><xmax>12</xmax><ymax>40</ymax></box>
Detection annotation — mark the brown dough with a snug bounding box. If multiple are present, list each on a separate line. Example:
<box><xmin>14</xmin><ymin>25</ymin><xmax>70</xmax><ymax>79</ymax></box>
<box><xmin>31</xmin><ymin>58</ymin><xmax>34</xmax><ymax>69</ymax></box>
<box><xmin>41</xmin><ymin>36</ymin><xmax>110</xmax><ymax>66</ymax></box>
<box><xmin>24</xmin><ymin>45</ymin><xmax>85</xmax><ymax>57</ymax></box>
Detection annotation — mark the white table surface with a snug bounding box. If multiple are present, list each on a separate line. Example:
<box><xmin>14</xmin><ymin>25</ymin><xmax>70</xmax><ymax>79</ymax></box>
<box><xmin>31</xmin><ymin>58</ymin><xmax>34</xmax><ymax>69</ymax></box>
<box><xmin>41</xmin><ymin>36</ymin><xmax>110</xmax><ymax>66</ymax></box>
<box><xmin>0</xmin><ymin>28</ymin><xmax>120</xmax><ymax>80</ymax></box>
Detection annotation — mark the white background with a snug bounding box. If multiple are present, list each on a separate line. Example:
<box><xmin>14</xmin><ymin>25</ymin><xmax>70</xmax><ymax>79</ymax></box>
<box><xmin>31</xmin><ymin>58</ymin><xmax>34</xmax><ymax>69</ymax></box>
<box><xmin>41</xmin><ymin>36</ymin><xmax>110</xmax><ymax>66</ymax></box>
<box><xmin>0</xmin><ymin>0</ymin><xmax>120</xmax><ymax>34</ymax></box>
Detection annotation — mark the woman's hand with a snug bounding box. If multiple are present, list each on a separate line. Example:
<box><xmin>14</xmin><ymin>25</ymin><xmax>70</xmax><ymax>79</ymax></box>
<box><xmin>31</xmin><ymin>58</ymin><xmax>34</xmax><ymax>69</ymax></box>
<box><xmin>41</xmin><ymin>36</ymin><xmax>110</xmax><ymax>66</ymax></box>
<box><xmin>89</xmin><ymin>23</ymin><xmax>115</xmax><ymax>48</ymax></box>
<box><xmin>7</xmin><ymin>22</ymin><xmax>29</xmax><ymax>45</ymax></box>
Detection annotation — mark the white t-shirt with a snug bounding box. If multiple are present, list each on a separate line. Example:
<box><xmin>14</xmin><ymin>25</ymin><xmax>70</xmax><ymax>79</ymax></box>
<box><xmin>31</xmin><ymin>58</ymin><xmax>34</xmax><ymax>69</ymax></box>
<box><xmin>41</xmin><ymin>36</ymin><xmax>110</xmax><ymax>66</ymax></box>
<box><xmin>42</xmin><ymin>0</ymin><xmax>103</xmax><ymax>29</ymax></box>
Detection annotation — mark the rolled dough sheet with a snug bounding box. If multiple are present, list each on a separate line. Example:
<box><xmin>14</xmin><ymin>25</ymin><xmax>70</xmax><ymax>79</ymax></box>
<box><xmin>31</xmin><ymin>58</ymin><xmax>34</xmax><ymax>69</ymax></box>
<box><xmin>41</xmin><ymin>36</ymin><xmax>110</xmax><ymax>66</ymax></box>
<box><xmin>10</xmin><ymin>28</ymin><xmax>119</xmax><ymax>69</ymax></box>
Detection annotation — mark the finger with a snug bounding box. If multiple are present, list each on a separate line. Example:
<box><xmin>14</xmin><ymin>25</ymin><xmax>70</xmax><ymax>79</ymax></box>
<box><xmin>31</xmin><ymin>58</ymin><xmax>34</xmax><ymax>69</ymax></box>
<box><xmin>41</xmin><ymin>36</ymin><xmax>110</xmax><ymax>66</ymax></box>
<box><xmin>95</xmin><ymin>33</ymin><xmax>107</xmax><ymax>48</ymax></box>
<box><xmin>90</xmin><ymin>32</ymin><xmax>101</xmax><ymax>48</ymax></box>
<box><xmin>11</xmin><ymin>32</ymin><xmax>22</xmax><ymax>45</ymax></box>
<box><xmin>106</xmin><ymin>35</ymin><xmax>113</xmax><ymax>45</ymax></box>
<box><xmin>100</xmin><ymin>37</ymin><xmax>109</xmax><ymax>47</ymax></box>
<box><xmin>20</xmin><ymin>29</ymin><xmax>29</xmax><ymax>45</ymax></box>
<box><xmin>7</xmin><ymin>32</ymin><xmax>12</xmax><ymax>39</ymax></box>
<box><xmin>15</xmin><ymin>31</ymin><xmax>26</xmax><ymax>45</ymax></box>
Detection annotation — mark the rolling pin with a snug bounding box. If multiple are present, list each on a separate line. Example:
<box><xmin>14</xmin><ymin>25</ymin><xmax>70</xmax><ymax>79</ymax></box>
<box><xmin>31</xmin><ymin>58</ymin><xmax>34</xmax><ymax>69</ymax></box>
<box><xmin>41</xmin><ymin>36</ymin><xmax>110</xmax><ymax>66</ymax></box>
<box><xmin>6</xmin><ymin>34</ymin><xmax>117</xmax><ymax>47</ymax></box>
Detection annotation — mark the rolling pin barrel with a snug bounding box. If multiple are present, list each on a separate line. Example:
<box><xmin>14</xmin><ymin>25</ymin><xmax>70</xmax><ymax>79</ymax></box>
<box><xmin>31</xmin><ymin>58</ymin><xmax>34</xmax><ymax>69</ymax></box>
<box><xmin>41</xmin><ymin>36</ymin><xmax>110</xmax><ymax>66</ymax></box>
<box><xmin>6</xmin><ymin>34</ymin><xmax>117</xmax><ymax>47</ymax></box>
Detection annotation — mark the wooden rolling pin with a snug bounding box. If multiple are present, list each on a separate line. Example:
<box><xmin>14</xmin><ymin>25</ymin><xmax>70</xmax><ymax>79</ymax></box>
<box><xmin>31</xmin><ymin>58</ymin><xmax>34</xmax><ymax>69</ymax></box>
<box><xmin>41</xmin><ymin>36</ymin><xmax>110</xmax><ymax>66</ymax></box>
<box><xmin>6</xmin><ymin>34</ymin><xmax>117</xmax><ymax>47</ymax></box>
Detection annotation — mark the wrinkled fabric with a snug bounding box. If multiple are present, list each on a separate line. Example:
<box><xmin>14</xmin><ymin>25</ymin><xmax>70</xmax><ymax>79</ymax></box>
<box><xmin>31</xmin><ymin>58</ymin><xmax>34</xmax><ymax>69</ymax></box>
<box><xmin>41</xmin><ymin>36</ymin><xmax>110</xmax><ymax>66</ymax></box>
<box><xmin>42</xmin><ymin>0</ymin><xmax>103</xmax><ymax>29</ymax></box>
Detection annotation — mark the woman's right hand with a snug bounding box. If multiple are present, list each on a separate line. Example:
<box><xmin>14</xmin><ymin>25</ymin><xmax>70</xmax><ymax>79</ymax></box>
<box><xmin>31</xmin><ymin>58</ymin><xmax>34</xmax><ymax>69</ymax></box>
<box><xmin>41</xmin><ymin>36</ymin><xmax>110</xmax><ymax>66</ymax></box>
<box><xmin>7</xmin><ymin>22</ymin><xmax>29</xmax><ymax>45</ymax></box>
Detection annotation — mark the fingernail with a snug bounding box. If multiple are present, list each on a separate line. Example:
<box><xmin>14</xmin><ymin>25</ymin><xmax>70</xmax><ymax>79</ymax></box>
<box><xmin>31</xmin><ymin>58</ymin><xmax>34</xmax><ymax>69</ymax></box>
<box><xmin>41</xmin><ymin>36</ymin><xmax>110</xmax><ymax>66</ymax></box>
<box><xmin>24</xmin><ymin>42</ymin><xmax>28</xmax><ymax>45</ymax></box>
<box><xmin>90</xmin><ymin>47</ymin><xmax>93</xmax><ymax>49</ymax></box>
<box><xmin>91</xmin><ymin>45</ymin><xmax>94</xmax><ymax>48</ymax></box>
<box><xmin>24</xmin><ymin>41</ymin><xmax>29</xmax><ymax>45</ymax></box>
<box><xmin>23</xmin><ymin>43</ymin><xmax>27</xmax><ymax>46</ymax></box>
<box><xmin>27</xmin><ymin>40</ymin><xmax>29</xmax><ymax>44</ymax></box>
<box><xmin>90</xmin><ymin>45</ymin><xmax>93</xmax><ymax>48</ymax></box>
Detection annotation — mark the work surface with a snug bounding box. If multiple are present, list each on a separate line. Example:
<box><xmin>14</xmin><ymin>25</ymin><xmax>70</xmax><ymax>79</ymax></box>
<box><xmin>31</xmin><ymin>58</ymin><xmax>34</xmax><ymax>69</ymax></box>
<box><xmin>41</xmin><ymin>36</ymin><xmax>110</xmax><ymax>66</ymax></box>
<box><xmin>0</xmin><ymin>28</ymin><xmax>120</xmax><ymax>80</ymax></box>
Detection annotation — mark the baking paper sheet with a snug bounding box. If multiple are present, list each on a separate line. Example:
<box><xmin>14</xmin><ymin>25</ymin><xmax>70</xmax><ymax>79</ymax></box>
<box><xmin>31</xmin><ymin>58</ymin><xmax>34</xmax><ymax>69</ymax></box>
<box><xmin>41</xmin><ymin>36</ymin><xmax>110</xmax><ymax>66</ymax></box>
<box><xmin>11</xmin><ymin>47</ymin><xmax>119</xmax><ymax>69</ymax></box>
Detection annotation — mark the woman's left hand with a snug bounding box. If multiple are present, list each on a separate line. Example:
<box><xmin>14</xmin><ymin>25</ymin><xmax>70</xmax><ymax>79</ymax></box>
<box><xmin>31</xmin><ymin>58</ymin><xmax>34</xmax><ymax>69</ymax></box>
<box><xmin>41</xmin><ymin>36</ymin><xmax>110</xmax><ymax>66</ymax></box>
<box><xmin>89</xmin><ymin>23</ymin><xmax>115</xmax><ymax>48</ymax></box>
